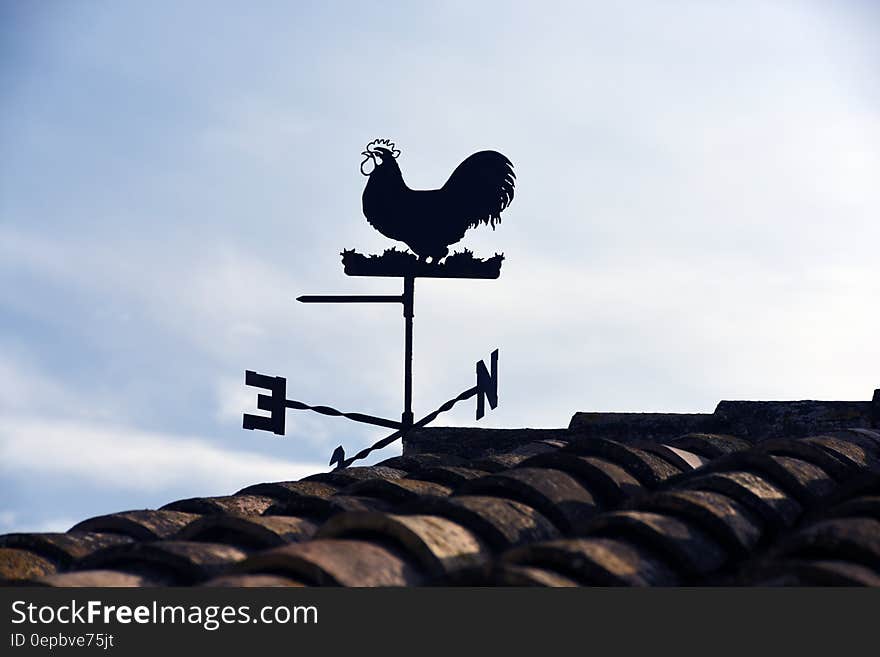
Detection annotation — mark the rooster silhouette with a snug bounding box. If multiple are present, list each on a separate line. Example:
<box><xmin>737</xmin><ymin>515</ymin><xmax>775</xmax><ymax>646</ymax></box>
<box><xmin>360</xmin><ymin>139</ymin><xmax>515</xmax><ymax>262</ymax></box>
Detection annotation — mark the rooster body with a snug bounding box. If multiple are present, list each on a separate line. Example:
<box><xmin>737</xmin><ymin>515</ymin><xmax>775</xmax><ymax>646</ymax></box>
<box><xmin>360</xmin><ymin>140</ymin><xmax>515</xmax><ymax>261</ymax></box>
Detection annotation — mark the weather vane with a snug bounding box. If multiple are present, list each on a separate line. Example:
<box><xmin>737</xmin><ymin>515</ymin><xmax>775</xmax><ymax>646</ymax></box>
<box><xmin>243</xmin><ymin>139</ymin><xmax>515</xmax><ymax>469</ymax></box>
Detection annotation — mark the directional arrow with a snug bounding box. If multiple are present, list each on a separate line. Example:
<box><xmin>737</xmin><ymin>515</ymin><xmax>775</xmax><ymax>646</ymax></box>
<box><xmin>329</xmin><ymin>445</ymin><xmax>346</xmax><ymax>468</ymax></box>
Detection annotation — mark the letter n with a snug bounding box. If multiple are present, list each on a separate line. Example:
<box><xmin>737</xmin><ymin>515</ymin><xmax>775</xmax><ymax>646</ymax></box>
<box><xmin>476</xmin><ymin>349</ymin><xmax>499</xmax><ymax>420</ymax></box>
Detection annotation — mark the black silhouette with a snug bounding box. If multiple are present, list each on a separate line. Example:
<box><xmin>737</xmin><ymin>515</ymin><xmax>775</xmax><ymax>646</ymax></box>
<box><xmin>360</xmin><ymin>139</ymin><xmax>515</xmax><ymax>262</ymax></box>
<box><xmin>243</xmin><ymin>139</ymin><xmax>510</xmax><ymax>469</ymax></box>
<box><xmin>341</xmin><ymin>248</ymin><xmax>504</xmax><ymax>278</ymax></box>
<box><xmin>245</xmin><ymin>350</ymin><xmax>499</xmax><ymax>470</ymax></box>
<box><xmin>322</xmin><ymin>351</ymin><xmax>498</xmax><ymax>469</ymax></box>
<box><xmin>329</xmin><ymin>445</ymin><xmax>345</xmax><ymax>468</ymax></box>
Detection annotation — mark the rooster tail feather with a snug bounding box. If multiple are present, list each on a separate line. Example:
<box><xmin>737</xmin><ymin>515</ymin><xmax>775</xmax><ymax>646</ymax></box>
<box><xmin>443</xmin><ymin>150</ymin><xmax>515</xmax><ymax>232</ymax></box>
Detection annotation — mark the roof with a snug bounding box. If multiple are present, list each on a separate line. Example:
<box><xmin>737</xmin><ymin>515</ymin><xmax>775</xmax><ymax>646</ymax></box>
<box><xmin>2</xmin><ymin>392</ymin><xmax>879</xmax><ymax>587</ymax></box>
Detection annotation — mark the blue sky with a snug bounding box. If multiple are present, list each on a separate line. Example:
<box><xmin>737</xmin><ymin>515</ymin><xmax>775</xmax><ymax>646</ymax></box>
<box><xmin>1</xmin><ymin>1</ymin><xmax>878</xmax><ymax>533</ymax></box>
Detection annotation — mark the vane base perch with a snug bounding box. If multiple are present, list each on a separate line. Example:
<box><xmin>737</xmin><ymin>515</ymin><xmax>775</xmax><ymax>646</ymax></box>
<box><xmin>342</xmin><ymin>248</ymin><xmax>503</xmax><ymax>279</ymax></box>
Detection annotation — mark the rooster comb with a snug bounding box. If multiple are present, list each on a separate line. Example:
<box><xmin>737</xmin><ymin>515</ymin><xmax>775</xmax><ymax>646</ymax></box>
<box><xmin>364</xmin><ymin>138</ymin><xmax>401</xmax><ymax>157</ymax></box>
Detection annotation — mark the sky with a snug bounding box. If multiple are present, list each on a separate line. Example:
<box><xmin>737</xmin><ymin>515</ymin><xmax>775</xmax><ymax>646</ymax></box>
<box><xmin>1</xmin><ymin>1</ymin><xmax>878</xmax><ymax>533</ymax></box>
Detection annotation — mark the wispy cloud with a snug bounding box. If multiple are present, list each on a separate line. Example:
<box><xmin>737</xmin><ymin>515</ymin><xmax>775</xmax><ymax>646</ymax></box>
<box><xmin>0</xmin><ymin>512</ymin><xmax>81</xmax><ymax>535</ymax></box>
<box><xmin>1</xmin><ymin>1</ymin><xmax>877</xmax><ymax>533</ymax></box>
<box><xmin>0</xmin><ymin>414</ymin><xmax>324</xmax><ymax>493</ymax></box>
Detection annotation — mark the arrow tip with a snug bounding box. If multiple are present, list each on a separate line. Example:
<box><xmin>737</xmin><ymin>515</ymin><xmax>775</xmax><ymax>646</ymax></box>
<box><xmin>329</xmin><ymin>445</ymin><xmax>345</xmax><ymax>468</ymax></box>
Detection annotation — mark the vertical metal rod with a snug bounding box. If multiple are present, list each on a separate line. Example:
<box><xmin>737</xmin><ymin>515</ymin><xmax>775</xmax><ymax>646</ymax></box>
<box><xmin>402</xmin><ymin>275</ymin><xmax>415</xmax><ymax>430</ymax></box>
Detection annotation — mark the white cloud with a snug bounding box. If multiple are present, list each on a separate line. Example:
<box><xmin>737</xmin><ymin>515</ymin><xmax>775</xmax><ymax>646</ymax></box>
<box><xmin>199</xmin><ymin>97</ymin><xmax>317</xmax><ymax>163</ymax></box>
<box><xmin>0</xmin><ymin>510</ymin><xmax>18</xmax><ymax>532</ymax></box>
<box><xmin>0</xmin><ymin>352</ymin><xmax>73</xmax><ymax>414</ymax></box>
<box><xmin>0</xmin><ymin>415</ymin><xmax>325</xmax><ymax>494</ymax></box>
<box><xmin>11</xmin><ymin>516</ymin><xmax>81</xmax><ymax>534</ymax></box>
<box><xmin>1</xmin><ymin>1</ymin><xmax>878</xmax><ymax>531</ymax></box>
